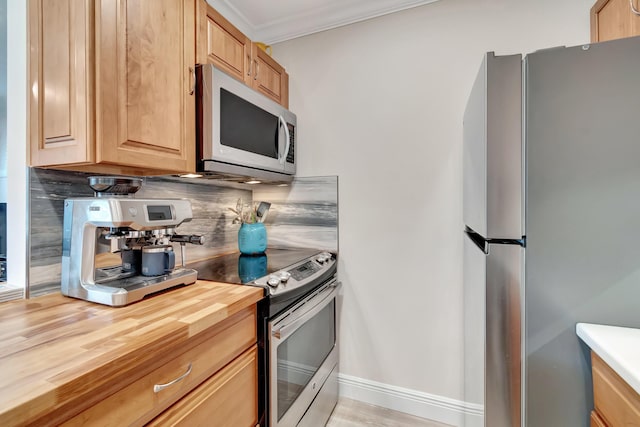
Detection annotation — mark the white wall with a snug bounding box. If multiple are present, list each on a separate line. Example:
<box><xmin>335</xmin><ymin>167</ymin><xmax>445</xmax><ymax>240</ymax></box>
<box><xmin>272</xmin><ymin>0</ymin><xmax>591</xmax><ymax>412</ymax></box>
<box><xmin>0</xmin><ymin>0</ymin><xmax>7</xmax><ymax>203</ymax></box>
<box><xmin>6</xmin><ymin>0</ymin><xmax>27</xmax><ymax>288</ymax></box>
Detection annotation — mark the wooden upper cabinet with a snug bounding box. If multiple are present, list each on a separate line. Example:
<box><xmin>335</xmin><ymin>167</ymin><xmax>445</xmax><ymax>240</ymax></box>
<box><xmin>29</xmin><ymin>0</ymin><xmax>93</xmax><ymax>167</ymax></box>
<box><xmin>196</xmin><ymin>0</ymin><xmax>289</xmax><ymax>108</ymax></box>
<box><xmin>28</xmin><ymin>0</ymin><xmax>197</xmax><ymax>175</ymax></box>
<box><xmin>197</xmin><ymin>1</ymin><xmax>251</xmax><ymax>83</ymax></box>
<box><xmin>252</xmin><ymin>43</ymin><xmax>290</xmax><ymax>108</ymax></box>
<box><xmin>97</xmin><ymin>0</ymin><xmax>196</xmax><ymax>173</ymax></box>
<box><xmin>591</xmin><ymin>0</ymin><xmax>640</xmax><ymax>42</ymax></box>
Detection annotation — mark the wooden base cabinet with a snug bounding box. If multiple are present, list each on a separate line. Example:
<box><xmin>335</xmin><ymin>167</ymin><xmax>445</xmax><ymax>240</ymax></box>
<box><xmin>196</xmin><ymin>0</ymin><xmax>289</xmax><ymax>108</ymax></box>
<box><xmin>29</xmin><ymin>0</ymin><xmax>196</xmax><ymax>175</ymax></box>
<box><xmin>61</xmin><ymin>305</ymin><xmax>258</xmax><ymax>427</ymax></box>
<box><xmin>590</xmin><ymin>352</ymin><xmax>640</xmax><ymax>427</ymax></box>
<box><xmin>149</xmin><ymin>346</ymin><xmax>258</xmax><ymax>427</ymax></box>
<box><xmin>591</xmin><ymin>0</ymin><xmax>640</xmax><ymax>42</ymax></box>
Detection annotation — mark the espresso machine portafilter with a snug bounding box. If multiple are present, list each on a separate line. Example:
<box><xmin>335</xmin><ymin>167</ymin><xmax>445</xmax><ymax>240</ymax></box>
<box><xmin>60</xmin><ymin>177</ymin><xmax>204</xmax><ymax>306</ymax></box>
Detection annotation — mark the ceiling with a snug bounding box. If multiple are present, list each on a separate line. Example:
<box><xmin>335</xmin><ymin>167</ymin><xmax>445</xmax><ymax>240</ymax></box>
<box><xmin>206</xmin><ymin>0</ymin><xmax>442</xmax><ymax>44</ymax></box>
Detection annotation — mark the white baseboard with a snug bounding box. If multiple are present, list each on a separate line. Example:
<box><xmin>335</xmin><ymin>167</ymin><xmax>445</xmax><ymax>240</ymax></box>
<box><xmin>337</xmin><ymin>374</ymin><xmax>483</xmax><ymax>427</ymax></box>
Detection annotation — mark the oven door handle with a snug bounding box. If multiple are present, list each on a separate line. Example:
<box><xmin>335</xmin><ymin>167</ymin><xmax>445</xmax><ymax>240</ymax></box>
<box><xmin>273</xmin><ymin>281</ymin><xmax>341</xmax><ymax>340</ymax></box>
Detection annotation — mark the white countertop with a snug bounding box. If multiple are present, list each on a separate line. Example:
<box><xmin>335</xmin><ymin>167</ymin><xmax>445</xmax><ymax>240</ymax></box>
<box><xmin>576</xmin><ymin>322</ymin><xmax>640</xmax><ymax>394</ymax></box>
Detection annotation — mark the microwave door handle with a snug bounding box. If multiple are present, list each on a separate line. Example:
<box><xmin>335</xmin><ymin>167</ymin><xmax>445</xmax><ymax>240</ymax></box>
<box><xmin>278</xmin><ymin>115</ymin><xmax>290</xmax><ymax>165</ymax></box>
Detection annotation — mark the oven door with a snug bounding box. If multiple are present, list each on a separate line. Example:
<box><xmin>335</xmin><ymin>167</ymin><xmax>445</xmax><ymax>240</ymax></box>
<box><xmin>269</xmin><ymin>279</ymin><xmax>340</xmax><ymax>427</ymax></box>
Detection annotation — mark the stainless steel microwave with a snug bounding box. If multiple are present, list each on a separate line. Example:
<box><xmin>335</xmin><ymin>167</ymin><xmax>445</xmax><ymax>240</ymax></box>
<box><xmin>196</xmin><ymin>64</ymin><xmax>296</xmax><ymax>183</ymax></box>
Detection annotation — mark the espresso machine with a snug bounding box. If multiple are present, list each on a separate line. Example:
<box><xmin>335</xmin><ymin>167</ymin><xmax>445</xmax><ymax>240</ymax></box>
<box><xmin>61</xmin><ymin>177</ymin><xmax>203</xmax><ymax>306</ymax></box>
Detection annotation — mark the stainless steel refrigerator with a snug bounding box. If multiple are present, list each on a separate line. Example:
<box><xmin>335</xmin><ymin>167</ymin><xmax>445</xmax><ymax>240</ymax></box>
<box><xmin>463</xmin><ymin>36</ymin><xmax>640</xmax><ymax>427</ymax></box>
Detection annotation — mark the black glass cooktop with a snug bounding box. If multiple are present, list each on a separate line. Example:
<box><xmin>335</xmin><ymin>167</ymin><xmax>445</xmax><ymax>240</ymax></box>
<box><xmin>187</xmin><ymin>248</ymin><xmax>323</xmax><ymax>285</ymax></box>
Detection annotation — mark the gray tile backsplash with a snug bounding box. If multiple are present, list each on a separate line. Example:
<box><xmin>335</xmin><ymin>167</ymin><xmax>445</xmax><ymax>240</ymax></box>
<box><xmin>28</xmin><ymin>169</ymin><xmax>338</xmax><ymax>296</ymax></box>
<box><xmin>29</xmin><ymin>168</ymin><xmax>251</xmax><ymax>295</ymax></box>
<box><xmin>254</xmin><ymin>176</ymin><xmax>338</xmax><ymax>252</ymax></box>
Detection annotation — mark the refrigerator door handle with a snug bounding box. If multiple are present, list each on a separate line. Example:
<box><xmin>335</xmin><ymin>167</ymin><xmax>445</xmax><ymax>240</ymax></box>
<box><xmin>465</xmin><ymin>227</ymin><xmax>488</xmax><ymax>254</ymax></box>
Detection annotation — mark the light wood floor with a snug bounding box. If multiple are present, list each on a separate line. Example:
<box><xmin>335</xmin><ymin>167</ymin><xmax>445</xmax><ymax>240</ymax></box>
<box><xmin>326</xmin><ymin>398</ymin><xmax>454</xmax><ymax>427</ymax></box>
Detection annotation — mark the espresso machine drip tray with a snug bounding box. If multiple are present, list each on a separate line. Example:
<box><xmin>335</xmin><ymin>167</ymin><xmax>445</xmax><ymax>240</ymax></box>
<box><xmin>84</xmin><ymin>268</ymin><xmax>197</xmax><ymax>307</ymax></box>
<box><xmin>95</xmin><ymin>266</ymin><xmax>137</xmax><ymax>283</ymax></box>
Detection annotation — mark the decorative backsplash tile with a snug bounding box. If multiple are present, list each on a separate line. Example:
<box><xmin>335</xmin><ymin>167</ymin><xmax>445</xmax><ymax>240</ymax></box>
<box><xmin>29</xmin><ymin>168</ymin><xmax>251</xmax><ymax>295</ymax></box>
<box><xmin>28</xmin><ymin>169</ymin><xmax>338</xmax><ymax>297</ymax></box>
<box><xmin>254</xmin><ymin>176</ymin><xmax>338</xmax><ymax>252</ymax></box>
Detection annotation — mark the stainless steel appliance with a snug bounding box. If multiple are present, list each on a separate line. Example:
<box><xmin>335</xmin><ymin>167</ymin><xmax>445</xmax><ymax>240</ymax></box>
<box><xmin>61</xmin><ymin>177</ymin><xmax>203</xmax><ymax>307</ymax></box>
<box><xmin>196</xmin><ymin>64</ymin><xmax>296</xmax><ymax>183</ymax></box>
<box><xmin>190</xmin><ymin>249</ymin><xmax>339</xmax><ymax>427</ymax></box>
<box><xmin>463</xmin><ymin>36</ymin><xmax>640</xmax><ymax>427</ymax></box>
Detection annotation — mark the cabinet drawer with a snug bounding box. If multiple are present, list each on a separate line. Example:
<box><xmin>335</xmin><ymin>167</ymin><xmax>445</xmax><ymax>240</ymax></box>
<box><xmin>148</xmin><ymin>345</ymin><xmax>258</xmax><ymax>427</ymax></box>
<box><xmin>62</xmin><ymin>306</ymin><xmax>256</xmax><ymax>426</ymax></box>
<box><xmin>592</xmin><ymin>352</ymin><xmax>640</xmax><ymax>427</ymax></box>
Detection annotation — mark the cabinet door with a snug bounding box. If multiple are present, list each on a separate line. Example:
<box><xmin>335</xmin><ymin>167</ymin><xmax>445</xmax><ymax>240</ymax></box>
<box><xmin>592</xmin><ymin>352</ymin><xmax>640</xmax><ymax>427</ymax></box>
<box><xmin>148</xmin><ymin>345</ymin><xmax>259</xmax><ymax>427</ymax></box>
<box><xmin>251</xmin><ymin>44</ymin><xmax>290</xmax><ymax>108</ymax></box>
<box><xmin>29</xmin><ymin>0</ymin><xmax>93</xmax><ymax>167</ymax></box>
<box><xmin>591</xmin><ymin>0</ymin><xmax>640</xmax><ymax>42</ymax></box>
<box><xmin>97</xmin><ymin>0</ymin><xmax>196</xmax><ymax>173</ymax></box>
<box><xmin>590</xmin><ymin>411</ymin><xmax>608</xmax><ymax>427</ymax></box>
<box><xmin>197</xmin><ymin>0</ymin><xmax>251</xmax><ymax>84</ymax></box>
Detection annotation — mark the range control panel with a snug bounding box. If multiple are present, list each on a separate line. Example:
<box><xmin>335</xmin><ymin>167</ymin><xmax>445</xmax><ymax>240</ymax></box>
<box><xmin>253</xmin><ymin>252</ymin><xmax>335</xmax><ymax>295</ymax></box>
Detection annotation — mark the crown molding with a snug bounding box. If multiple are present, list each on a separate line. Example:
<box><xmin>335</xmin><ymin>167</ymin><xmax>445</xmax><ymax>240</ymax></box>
<box><xmin>209</xmin><ymin>0</ymin><xmax>442</xmax><ymax>45</ymax></box>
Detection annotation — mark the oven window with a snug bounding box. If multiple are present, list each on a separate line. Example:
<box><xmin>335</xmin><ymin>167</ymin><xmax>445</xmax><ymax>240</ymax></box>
<box><xmin>277</xmin><ymin>299</ymin><xmax>335</xmax><ymax>421</ymax></box>
<box><xmin>220</xmin><ymin>88</ymin><xmax>279</xmax><ymax>159</ymax></box>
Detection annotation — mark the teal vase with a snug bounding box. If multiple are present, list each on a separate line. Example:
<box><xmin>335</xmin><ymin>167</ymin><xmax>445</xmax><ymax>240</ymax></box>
<box><xmin>238</xmin><ymin>222</ymin><xmax>267</xmax><ymax>255</ymax></box>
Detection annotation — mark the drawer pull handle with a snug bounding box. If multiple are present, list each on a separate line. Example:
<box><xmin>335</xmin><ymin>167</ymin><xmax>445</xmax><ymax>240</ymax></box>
<box><xmin>153</xmin><ymin>363</ymin><xmax>193</xmax><ymax>393</ymax></box>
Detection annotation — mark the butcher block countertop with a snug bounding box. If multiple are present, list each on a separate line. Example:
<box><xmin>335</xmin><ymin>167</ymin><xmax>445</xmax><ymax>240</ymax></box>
<box><xmin>0</xmin><ymin>281</ymin><xmax>263</xmax><ymax>426</ymax></box>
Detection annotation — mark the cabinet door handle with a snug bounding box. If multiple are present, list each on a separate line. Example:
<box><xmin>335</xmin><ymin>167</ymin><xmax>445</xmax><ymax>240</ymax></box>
<box><xmin>254</xmin><ymin>60</ymin><xmax>259</xmax><ymax>81</ymax></box>
<box><xmin>188</xmin><ymin>67</ymin><xmax>195</xmax><ymax>95</ymax></box>
<box><xmin>153</xmin><ymin>363</ymin><xmax>193</xmax><ymax>393</ymax></box>
<box><xmin>631</xmin><ymin>0</ymin><xmax>640</xmax><ymax>16</ymax></box>
<box><xmin>247</xmin><ymin>54</ymin><xmax>252</xmax><ymax>76</ymax></box>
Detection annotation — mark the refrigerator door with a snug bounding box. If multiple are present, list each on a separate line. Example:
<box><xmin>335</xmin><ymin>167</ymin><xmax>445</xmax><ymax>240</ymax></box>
<box><xmin>525</xmin><ymin>36</ymin><xmax>640</xmax><ymax>427</ymax></box>
<box><xmin>464</xmin><ymin>232</ymin><xmax>523</xmax><ymax>427</ymax></box>
<box><xmin>463</xmin><ymin>232</ymin><xmax>486</xmax><ymax>427</ymax></box>
<box><xmin>463</xmin><ymin>52</ymin><xmax>523</xmax><ymax>240</ymax></box>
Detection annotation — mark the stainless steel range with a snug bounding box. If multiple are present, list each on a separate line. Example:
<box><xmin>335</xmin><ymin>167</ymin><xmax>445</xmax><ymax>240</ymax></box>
<box><xmin>189</xmin><ymin>248</ymin><xmax>340</xmax><ymax>427</ymax></box>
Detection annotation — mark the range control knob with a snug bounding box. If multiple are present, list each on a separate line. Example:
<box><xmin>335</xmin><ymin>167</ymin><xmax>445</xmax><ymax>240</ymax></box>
<box><xmin>267</xmin><ymin>275</ymin><xmax>281</xmax><ymax>287</ymax></box>
<box><xmin>316</xmin><ymin>252</ymin><xmax>332</xmax><ymax>264</ymax></box>
<box><xmin>279</xmin><ymin>271</ymin><xmax>291</xmax><ymax>282</ymax></box>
